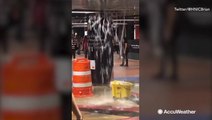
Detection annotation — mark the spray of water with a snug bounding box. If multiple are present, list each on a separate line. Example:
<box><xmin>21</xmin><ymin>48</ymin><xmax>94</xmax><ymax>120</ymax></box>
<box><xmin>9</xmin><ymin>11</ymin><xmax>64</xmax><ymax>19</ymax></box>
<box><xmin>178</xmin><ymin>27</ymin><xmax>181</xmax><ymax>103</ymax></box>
<box><xmin>88</xmin><ymin>14</ymin><xmax>114</xmax><ymax>84</ymax></box>
<box><xmin>88</xmin><ymin>13</ymin><xmax>126</xmax><ymax>84</ymax></box>
<box><xmin>85</xmin><ymin>91</ymin><xmax>138</xmax><ymax>109</ymax></box>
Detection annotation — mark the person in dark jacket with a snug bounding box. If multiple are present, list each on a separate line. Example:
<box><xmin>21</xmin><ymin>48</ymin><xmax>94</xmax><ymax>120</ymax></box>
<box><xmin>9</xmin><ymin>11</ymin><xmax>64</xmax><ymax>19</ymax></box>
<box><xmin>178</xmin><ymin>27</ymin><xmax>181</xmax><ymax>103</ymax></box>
<box><xmin>72</xmin><ymin>34</ymin><xmax>78</xmax><ymax>59</ymax></box>
<box><xmin>8</xmin><ymin>0</ymin><xmax>26</xmax><ymax>42</ymax></box>
<box><xmin>82</xmin><ymin>36</ymin><xmax>89</xmax><ymax>58</ymax></box>
<box><xmin>0</xmin><ymin>25</ymin><xmax>7</xmax><ymax>53</ymax></box>
<box><xmin>154</xmin><ymin>0</ymin><xmax>180</xmax><ymax>81</ymax></box>
<box><xmin>120</xmin><ymin>37</ymin><xmax>129</xmax><ymax>67</ymax></box>
<box><xmin>32</xmin><ymin>0</ymin><xmax>48</xmax><ymax>52</ymax></box>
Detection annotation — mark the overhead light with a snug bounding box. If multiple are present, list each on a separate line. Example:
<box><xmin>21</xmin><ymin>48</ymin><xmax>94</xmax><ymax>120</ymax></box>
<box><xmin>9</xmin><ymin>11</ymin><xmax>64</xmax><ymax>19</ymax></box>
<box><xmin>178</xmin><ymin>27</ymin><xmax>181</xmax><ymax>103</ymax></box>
<box><xmin>72</xmin><ymin>23</ymin><xmax>88</xmax><ymax>25</ymax></box>
<box><xmin>72</xmin><ymin>25</ymin><xmax>87</xmax><ymax>28</ymax></box>
<box><xmin>113</xmin><ymin>19</ymin><xmax>139</xmax><ymax>22</ymax></box>
<box><xmin>72</xmin><ymin>22</ymin><xmax>127</xmax><ymax>28</ymax></box>
<box><xmin>72</xmin><ymin>11</ymin><xmax>98</xmax><ymax>14</ymax></box>
<box><xmin>114</xmin><ymin>23</ymin><xmax>127</xmax><ymax>25</ymax></box>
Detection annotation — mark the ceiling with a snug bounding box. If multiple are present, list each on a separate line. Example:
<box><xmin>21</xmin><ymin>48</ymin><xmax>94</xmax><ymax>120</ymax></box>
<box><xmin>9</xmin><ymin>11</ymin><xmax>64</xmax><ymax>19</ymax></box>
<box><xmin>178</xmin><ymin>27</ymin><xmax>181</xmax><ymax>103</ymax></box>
<box><xmin>72</xmin><ymin>0</ymin><xmax>139</xmax><ymax>16</ymax></box>
<box><xmin>72</xmin><ymin>0</ymin><xmax>139</xmax><ymax>28</ymax></box>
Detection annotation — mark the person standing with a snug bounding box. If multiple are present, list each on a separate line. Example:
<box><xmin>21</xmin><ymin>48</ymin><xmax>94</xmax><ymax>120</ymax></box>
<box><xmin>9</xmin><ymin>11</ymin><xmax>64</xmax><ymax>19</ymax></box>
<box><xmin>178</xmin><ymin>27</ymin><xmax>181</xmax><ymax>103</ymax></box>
<box><xmin>76</xmin><ymin>36</ymin><xmax>82</xmax><ymax>55</ymax></box>
<box><xmin>32</xmin><ymin>0</ymin><xmax>48</xmax><ymax>52</ymax></box>
<box><xmin>0</xmin><ymin>25</ymin><xmax>7</xmax><ymax>53</ymax></box>
<box><xmin>0</xmin><ymin>0</ymin><xmax>8</xmax><ymax>53</ymax></box>
<box><xmin>8</xmin><ymin>0</ymin><xmax>26</xmax><ymax>42</ymax></box>
<box><xmin>72</xmin><ymin>34</ymin><xmax>78</xmax><ymax>59</ymax></box>
<box><xmin>120</xmin><ymin>37</ymin><xmax>129</xmax><ymax>67</ymax></box>
<box><xmin>154</xmin><ymin>0</ymin><xmax>180</xmax><ymax>81</ymax></box>
<box><xmin>82</xmin><ymin>36</ymin><xmax>89</xmax><ymax>58</ymax></box>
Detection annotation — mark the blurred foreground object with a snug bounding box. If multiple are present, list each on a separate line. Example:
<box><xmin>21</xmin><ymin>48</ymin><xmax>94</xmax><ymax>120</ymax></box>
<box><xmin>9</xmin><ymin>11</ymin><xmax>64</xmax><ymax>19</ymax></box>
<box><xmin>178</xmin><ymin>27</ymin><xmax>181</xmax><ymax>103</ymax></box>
<box><xmin>72</xmin><ymin>93</ymin><xmax>83</xmax><ymax>120</ymax></box>
<box><xmin>154</xmin><ymin>0</ymin><xmax>180</xmax><ymax>81</ymax></box>
<box><xmin>1</xmin><ymin>53</ymin><xmax>61</xmax><ymax>120</ymax></box>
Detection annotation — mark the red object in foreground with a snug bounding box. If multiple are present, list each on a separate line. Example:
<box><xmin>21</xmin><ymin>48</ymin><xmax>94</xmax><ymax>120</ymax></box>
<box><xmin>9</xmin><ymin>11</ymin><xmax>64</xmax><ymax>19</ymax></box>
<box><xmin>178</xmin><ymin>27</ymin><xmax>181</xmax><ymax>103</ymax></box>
<box><xmin>1</xmin><ymin>53</ymin><xmax>61</xmax><ymax>120</ymax></box>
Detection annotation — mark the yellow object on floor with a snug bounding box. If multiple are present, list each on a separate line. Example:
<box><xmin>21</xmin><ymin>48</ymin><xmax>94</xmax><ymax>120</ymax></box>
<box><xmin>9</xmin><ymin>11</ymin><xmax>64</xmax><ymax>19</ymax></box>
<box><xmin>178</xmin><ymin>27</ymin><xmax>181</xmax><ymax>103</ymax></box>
<box><xmin>111</xmin><ymin>80</ymin><xmax>134</xmax><ymax>99</ymax></box>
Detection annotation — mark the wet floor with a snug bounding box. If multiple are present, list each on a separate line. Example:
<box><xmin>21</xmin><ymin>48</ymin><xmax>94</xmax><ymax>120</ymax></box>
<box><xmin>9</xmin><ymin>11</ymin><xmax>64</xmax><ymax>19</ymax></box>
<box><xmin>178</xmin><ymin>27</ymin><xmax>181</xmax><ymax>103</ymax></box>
<box><xmin>72</xmin><ymin>85</ymin><xmax>139</xmax><ymax>120</ymax></box>
<box><xmin>72</xmin><ymin>54</ymin><xmax>140</xmax><ymax>120</ymax></box>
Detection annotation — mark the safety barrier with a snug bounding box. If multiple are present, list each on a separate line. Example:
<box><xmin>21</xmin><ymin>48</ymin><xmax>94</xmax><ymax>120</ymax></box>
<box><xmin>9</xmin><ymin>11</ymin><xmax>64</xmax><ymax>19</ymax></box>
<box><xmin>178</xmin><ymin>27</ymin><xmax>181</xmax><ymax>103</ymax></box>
<box><xmin>72</xmin><ymin>58</ymin><xmax>93</xmax><ymax>97</ymax></box>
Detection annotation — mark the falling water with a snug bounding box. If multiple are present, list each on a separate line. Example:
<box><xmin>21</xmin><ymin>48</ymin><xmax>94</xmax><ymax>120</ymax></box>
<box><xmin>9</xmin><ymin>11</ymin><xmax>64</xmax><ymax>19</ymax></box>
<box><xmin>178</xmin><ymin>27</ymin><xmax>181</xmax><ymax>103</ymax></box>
<box><xmin>88</xmin><ymin>14</ymin><xmax>114</xmax><ymax>85</ymax></box>
<box><xmin>88</xmin><ymin>13</ymin><xmax>126</xmax><ymax>85</ymax></box>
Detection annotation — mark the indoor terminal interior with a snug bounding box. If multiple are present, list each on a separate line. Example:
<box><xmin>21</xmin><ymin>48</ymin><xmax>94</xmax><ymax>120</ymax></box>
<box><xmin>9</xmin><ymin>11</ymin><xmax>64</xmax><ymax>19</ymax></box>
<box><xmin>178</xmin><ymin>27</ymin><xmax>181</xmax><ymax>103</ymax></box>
<box><xmin>0</xmin><ymin>0</ymin><xmax>211</xmax><ymax>120</ymax></box>
<box><xmin>71</xmin><ymin>0</ymin><xmax>139</xmax><ymax>119</ymax></box>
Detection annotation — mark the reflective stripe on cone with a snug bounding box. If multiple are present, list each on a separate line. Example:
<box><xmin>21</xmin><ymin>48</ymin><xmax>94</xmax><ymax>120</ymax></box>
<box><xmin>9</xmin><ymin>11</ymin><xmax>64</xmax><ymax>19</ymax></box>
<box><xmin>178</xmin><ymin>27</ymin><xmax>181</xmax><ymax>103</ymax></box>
<box><xmin>72</xmin><ymin>82</ymin><xmax>92</xmax><ymax>88</ymax></box>
<box><xmin>1</xmin><ymin>94</ymin><xmax>60</xmax><ymax>111</ymax></box>
<box><xmin>73</xmin><ymin>71</ymin><xmax>91</xmax><ymax>76</ymax></box>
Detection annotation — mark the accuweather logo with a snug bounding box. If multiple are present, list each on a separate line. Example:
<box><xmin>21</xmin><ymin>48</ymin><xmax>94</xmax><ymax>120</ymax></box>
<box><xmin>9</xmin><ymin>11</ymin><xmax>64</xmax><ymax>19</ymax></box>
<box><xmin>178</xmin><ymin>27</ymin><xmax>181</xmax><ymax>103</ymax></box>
<box><xmin>157</xmin><ymin>109</ymin><xmax>196</xmax><ymax>115</ymax></box>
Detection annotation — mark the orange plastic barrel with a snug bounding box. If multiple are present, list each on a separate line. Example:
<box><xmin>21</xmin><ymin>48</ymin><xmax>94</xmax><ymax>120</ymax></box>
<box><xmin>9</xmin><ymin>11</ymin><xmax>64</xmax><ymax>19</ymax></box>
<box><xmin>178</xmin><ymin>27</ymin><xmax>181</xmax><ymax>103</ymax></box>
<box><xmin>1</xmin><ymin>53</ymin><xmax>61</xmax><ymax>120</ymax></box>
<box><xmin>72</xmin><ymin>58</ymin><xmax>93</xmax><ymax>97</ymax></box>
